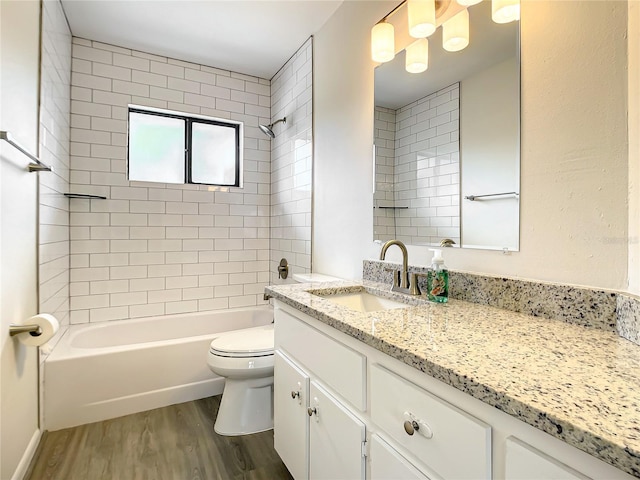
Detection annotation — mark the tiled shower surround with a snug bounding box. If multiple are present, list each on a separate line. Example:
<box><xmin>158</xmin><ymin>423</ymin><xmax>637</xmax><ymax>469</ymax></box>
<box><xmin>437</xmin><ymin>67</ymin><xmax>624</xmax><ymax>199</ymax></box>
<box><xmin>269</xmin><ymin>38</ymin><xmax>313</xmax><ymax>285</ymax></box>
<box><xmin>39</xmin><ymin>0</ymin><xmax>71</xmax><ymax>339</ymax></box>
<box><xmin>373</xmin><ymin>106</ymin><xmax>397</xmax><ymax>240</ymax></box>
<box><xmin>68</xmin><ymin>38</ymin><xmax>276</xmax><ymax>323</ymax></box>
<box><xmin>374</xmin><ymin>83</ymin><xmax>460</xmax><ymax>246</ymax></box>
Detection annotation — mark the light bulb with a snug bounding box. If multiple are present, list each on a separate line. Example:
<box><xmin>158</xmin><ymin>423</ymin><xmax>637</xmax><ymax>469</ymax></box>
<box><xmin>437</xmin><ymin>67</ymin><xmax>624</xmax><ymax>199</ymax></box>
<box><xmin>371</xmin><ymin>22</ymin><xmax>395</xmax><ymax>63</ymax></box>
<box><xmin>405</xmin><ymin>38</ymin><xmax>429</xmax><ymax>73</ymax></box>
<box><xmin>443</xmin><ymin>9</ymin><xmax>469</xmax><ymax>52</ymax></box>
<box><xmin>492</xmin><ymin>0</ymin><xmax>520</xmax><ymax>23</ymax></box>
<box><xmin>408</xmin><ymin>0</ymin><xmax>436</xmax><ymax>38</ymax></box>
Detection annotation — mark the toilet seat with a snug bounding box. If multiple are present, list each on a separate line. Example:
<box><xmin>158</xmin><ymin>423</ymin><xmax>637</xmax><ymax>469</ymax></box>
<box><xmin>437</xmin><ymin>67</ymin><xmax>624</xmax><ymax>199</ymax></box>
<box><xmin>209</xmin><ymin>324</ymin><xmax>274</xmax><ymax>358</ymax></box>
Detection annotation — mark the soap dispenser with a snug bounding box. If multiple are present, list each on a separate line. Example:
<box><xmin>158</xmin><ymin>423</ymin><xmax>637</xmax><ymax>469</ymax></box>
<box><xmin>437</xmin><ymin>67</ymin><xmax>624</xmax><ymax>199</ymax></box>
<box><xmin>427</xmin><ymin>249</ymin><xmax>448</xmax><ymax>303</ymax></box>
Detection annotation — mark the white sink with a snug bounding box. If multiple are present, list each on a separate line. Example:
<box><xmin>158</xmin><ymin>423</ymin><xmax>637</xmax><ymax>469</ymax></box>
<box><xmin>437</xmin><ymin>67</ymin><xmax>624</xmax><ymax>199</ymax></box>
<box><xmin>320</xmin><ymin>291</ymin><xmax>408</xmax><ymax>313</ymax></box>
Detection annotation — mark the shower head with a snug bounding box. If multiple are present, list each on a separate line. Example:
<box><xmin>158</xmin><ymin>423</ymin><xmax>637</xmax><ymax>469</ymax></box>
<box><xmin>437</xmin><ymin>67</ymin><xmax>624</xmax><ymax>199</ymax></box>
<box><xmin>259</xmin><ymin>117</ymin><xmax>286</xmax><ymax>138</ymax></box>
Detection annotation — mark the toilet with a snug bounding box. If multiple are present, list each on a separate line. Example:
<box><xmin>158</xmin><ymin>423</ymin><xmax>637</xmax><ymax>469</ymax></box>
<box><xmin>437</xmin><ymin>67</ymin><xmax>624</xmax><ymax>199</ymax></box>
<box><xmin>207</xmin><ymin>324</ymin><xmax>275</xmax><ymax>436</ymax></box>
<box><xmin>207</xmin><ymin>272</ymin><xmax>340</xmax><ymax>436</ymax></box>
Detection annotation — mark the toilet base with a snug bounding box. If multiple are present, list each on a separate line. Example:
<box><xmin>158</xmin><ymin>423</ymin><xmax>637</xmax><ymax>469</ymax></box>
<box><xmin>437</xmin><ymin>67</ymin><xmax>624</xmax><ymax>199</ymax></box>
<box><xmin>214</xmin><ymin>375</ymin><xmax>274</xmax><ymax>436</ymax></box>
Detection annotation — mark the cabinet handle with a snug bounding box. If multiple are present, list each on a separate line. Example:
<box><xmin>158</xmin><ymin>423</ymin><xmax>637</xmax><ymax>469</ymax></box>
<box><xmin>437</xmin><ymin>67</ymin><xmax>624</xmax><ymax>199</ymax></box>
<box><xmin>403</xmin><ymin>412</ymin><xmax>434</xmax><ymax>439</ymax></box>
<box><xmin>291</xmin><ymin>390</ymin><xmax>300</xmax><ymax>399</ymax></box>
<box><xmin>404</xmin><ymin>420</ymin><xmax>419</xmax><ymax>436</ymax></box>
<box><xmin>307</xmin><ymin>407</ymin><xmax>317</xmax><ymax>417</ymax></box>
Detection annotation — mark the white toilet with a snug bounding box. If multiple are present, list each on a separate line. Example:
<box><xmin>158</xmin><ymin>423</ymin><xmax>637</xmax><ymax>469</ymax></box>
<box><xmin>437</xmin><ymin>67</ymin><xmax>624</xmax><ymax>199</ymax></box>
<box><xmin>207</xmin><ymin>272</ymin><xmax>340</xmax><ymax>436</ymax></box>
<box><xmin>207</xmin><ymin>324</ymin><xmax>275</xmax><ymax>435</ymax></box>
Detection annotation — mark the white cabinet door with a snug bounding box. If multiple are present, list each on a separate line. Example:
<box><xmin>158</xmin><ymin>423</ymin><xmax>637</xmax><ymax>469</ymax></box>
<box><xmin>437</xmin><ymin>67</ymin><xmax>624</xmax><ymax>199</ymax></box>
<box><xmin>370</xmin><ymin>434</ymin><xmax>431</xmax><ymax>480</ymax></box>
<box><xmin>505</xmin><ymin>437</ymin><xmax>591</xmax><ymax>480</ymax></box>
<box><xmin>274</xmin><ymin>351</ymin><xmax>310</xmax><ymax>480</ymax></box>
<box><xmin>309</xmin><ymin>380</ymin><xmax>366</xmax><ymax>480</ymax></box>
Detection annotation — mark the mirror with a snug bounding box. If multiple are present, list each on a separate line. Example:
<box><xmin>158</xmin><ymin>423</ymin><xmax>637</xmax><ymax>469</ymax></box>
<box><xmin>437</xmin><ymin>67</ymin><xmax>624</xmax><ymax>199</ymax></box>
<box><xmin>373</xmin><ymin>0</ymin><xmax>520</xmax><ymax>251</ymax></box>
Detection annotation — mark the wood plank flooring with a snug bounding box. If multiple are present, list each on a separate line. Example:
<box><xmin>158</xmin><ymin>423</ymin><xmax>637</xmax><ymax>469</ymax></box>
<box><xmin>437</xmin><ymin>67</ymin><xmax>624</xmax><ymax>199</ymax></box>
<box><xmin>25</xmin><ymin>396</ymin><xmax>293</xmax><ymax>480</ymax></box>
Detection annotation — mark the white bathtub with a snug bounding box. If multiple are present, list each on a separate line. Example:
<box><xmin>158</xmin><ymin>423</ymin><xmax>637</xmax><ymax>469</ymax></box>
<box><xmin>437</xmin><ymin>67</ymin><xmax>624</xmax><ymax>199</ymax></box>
<box><xmin>44</xmin><ymin>306</ymin><xmax>273</xmax><ymax>431</ymax></box>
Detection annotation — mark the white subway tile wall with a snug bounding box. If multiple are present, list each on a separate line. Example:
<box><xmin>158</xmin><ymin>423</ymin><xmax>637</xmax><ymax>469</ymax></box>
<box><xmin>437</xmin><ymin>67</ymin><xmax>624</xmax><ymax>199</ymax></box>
<box><xmin>373</xmin><ymin>83</ymin><xmax>460</xmax><ymax>246</ymax></box>
<box><xmin>270</xmin><ymin>38</ymin><xmax>312</xmax><ymax>284</ymax></box>
<box><xmin>374</xmin><ymin>106</ymin><xmax>397</xmax><ymax>240</ymax></box>
<box><xmin>39</xmin><ymin>0</ymin><xmax>71</xmax><ymax>346</ymax></box>
<box><xmin>69</xmin><ymin>38</ymin><xmax>272</xmax><ymax>322</ymax></box>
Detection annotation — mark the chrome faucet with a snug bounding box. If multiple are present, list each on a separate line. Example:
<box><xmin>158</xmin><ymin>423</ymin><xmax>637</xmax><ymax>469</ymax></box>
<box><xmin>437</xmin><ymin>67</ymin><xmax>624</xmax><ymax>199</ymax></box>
<box><xmin>379</xmin><ymin>239</ymin><xmax>410</xmax><ymax>292</ymax></box>
<box><xmin>379</xmin><ymin>239</ymin><xmax>426</xmax><ymax>295</ymax></box>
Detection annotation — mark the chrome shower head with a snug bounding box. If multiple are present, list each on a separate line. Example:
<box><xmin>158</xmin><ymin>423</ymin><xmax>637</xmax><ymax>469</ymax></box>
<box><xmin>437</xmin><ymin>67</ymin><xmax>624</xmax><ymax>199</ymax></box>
<box><xmin>259</xmin><ymin>124</ymin><xmax>275</xmax><ymax>138</ymax></box>
<box><xmin>258</xmin><ymin>117</ymin><xmax>286</xmax><ymax>138</ymax></box>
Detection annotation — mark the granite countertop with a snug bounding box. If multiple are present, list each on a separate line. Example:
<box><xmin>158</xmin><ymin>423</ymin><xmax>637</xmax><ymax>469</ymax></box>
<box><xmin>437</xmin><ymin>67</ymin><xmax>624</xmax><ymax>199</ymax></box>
<box><xmin>265</xmin><ymin>280</ymin><xmax>640</xmax><ymax>478</ymax></box>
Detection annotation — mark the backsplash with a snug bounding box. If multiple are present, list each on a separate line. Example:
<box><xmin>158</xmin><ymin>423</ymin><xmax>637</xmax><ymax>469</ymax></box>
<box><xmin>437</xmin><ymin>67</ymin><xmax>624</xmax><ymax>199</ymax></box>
<box><xmin>364</xmin><ymin>259</ymin><xmax>640</xmax><ymax>346</ymax></box>
<box><xmin>617</xmin><ymin>294</ymin><xmax>640</xmax><ymax>346</ymax></box>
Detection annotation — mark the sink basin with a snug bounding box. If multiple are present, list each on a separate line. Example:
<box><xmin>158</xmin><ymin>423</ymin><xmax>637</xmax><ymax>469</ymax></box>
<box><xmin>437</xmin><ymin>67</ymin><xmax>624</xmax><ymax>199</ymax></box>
<box><xmin>319</xmin><ymin>291</ymin><xmax>408</xmax><ymax>313</ymax></box>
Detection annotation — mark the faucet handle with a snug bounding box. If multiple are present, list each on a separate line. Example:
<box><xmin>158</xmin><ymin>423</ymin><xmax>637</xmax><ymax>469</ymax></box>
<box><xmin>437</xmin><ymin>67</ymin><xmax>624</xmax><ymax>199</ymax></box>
<box><xmin>409</xmin><ymin>272</ymin><xmax>428</xmax><ymax>296</ymax></box>
<box><xmin>384</xmin><ymin>267</ymin><xmax>401</xmax><ymax>288</ymax></box>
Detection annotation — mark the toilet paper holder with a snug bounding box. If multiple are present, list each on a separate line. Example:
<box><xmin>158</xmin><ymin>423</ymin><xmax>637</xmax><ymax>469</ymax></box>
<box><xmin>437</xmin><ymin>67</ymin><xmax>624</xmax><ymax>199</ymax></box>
<box><xmin>9</xmin><ymin>324</ymin><xmax>42</xmax><ymax>337</ymax></box>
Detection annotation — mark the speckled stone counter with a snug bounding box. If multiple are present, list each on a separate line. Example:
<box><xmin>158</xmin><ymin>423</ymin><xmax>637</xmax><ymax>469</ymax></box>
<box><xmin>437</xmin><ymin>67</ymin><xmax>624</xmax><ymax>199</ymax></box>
<box><xmin>265</xmin><ymin>280</ymin><xmax>640</xmax><ymax>478</ymax></box>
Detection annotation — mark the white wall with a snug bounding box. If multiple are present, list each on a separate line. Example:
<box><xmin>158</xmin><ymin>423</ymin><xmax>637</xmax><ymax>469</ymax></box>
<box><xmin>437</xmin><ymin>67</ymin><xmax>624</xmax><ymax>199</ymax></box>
<box><xmin>0</xmin><ymin>1</ymin><xmax>41</xmax><ymax>478</ymax></box>
<box><xmin>629</xmin><ymin>0</ymin><xmax>639</xmax><ymax>294</ymax></box>
<box><xmin>270</xmin><ymin>37</ymin><xmax>313</xmax><ymax>284</ymax></box>
<box><xmin>314</xmin><ymin>0</ymin><xmax>630</xmax><ymax>290</ymax></box>
<box><xmin>461</xmin><ymin>57</ymin><xmax>519</xmax><ymax>250</ymax></box>
<box><xmin>68</xmin><ymin>39</ymin><xmax>271</xmax><ymax>323</ymax></box>
<box><xmin>314</xmin><ymin>1</ymin><xmax>395</xmax><ymax>279</ymax></box>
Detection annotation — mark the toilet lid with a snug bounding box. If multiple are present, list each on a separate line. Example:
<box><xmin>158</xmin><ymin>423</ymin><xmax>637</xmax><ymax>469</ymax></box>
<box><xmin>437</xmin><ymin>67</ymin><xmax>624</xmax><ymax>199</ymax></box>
<box><xmin>209</xmin><ymin>324</ymin><xmax>274</xmax><ymax>357</ymax></box>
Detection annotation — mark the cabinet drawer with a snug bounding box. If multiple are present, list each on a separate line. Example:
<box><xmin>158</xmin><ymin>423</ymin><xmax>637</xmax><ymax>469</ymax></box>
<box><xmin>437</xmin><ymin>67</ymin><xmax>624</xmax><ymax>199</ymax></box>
<box><xmin>505</xmin><ymin>437</ymin><xmax>590</xmax><ymax>480</ymax></box>
<box><xmin>370</xmin><ymin>364</ymin><xmax>491</xmax><ymax>479</ymax></box>
<box><xmin>275</xmin><ymin>306</ymin><xmax>366</xmax><ymax>410</ymax></box>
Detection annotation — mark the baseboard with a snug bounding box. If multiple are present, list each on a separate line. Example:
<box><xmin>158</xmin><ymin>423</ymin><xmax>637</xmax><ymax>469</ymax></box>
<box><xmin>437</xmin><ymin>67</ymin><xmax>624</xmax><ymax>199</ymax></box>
<box><xmin>12</xmin><ymin>428</ymin><xmax>42</xmax><ymax>480</ymax></box>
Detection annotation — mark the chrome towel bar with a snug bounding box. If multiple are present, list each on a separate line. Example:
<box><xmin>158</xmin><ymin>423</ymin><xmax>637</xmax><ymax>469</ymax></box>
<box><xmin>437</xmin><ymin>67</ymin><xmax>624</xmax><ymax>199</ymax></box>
<box><xmin>464</xmin><ymin>192</ymin><xmax>519</xmax><ymax>201</ymax></box>
<box><xmin>0</xmin><ymin>130</ymin><xmax>53</xmax><ymax>172</ymax></box>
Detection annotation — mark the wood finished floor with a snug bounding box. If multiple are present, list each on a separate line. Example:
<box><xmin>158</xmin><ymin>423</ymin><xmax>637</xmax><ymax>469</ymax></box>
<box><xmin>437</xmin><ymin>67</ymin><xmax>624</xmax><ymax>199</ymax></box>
<box><xmin>25</xmin><ymin>396</ymin><xmax>293</xmax><ymax>480</ymax></box>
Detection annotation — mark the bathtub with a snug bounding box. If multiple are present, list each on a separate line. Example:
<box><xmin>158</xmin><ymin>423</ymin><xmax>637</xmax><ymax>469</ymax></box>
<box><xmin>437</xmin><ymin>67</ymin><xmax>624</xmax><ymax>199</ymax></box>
<box><xmin>44</xmin><ymin>306</ymin><xmax>273</xmax><ymax>431</ymax></box>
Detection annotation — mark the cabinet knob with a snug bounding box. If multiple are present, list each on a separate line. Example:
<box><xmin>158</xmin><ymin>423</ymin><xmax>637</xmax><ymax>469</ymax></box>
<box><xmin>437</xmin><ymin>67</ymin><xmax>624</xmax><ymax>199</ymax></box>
<box><xmin>291</xmin><ymin>390</ymin><xmax>300</xmax><ymax>399</ymax></box>
<box><xmin>404</xmin><ymin>420</ymin><xmax>419</xmax><ymax>436</ymax></box>
<box><xmin>307</xmin><ymin>407</ymin><xmax>317</xmax><ymax>417</ymax></box>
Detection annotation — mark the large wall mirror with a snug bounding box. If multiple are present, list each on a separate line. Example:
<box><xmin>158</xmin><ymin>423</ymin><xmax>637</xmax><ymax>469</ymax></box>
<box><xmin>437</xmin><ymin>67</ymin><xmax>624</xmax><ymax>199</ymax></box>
<box><xmin>373</xmin><ymin>0</ymin><xmax>520</xmax><ymax>251</ymax></box>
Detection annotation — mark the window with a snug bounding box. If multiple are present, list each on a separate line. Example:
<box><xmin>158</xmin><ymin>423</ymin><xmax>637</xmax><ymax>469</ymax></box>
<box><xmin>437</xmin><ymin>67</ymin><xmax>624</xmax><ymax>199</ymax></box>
<box><xmin>127</xmin><ymin>106</ymin><xmax>243</xmax><ymax>187</ymax></box>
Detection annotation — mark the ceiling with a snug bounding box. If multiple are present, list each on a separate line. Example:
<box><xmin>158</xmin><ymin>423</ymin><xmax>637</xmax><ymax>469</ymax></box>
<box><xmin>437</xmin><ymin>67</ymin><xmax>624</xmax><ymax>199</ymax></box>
<box><xmin>61</xmin><ymin>0</ymin><xmax>343</xmax><ymax>80</ymax></box>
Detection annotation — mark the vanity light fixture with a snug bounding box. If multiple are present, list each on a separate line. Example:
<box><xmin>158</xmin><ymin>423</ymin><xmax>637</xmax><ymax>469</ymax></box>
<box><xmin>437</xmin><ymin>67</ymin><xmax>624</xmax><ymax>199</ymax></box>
<box><xmin>408</xmin><ymin>0</ymin><xmax>437</xmax><ymax>38</ymax></box>
<box><xmin>371</xmin><ymin>21</ymin><xmax>396</xmax><ymax>63</ymax></box>
<box><xmin>492</xmin><ymin>0</ymin><xmax>520</xmax><ymax>23</ymax></box>
<box><xmin>442</xmin><ymin>8</ymin><xmax>469</xmax><ymax>52</ymax></box>
<box><xmin>405</xmin><ymin>38</ymin><xmax>429</xmax><ymax>73</ymax></box>
<box><xmin>371</xmin><ymin>0</ymin><xmax>520</xmax><ymax>71</ymax></box>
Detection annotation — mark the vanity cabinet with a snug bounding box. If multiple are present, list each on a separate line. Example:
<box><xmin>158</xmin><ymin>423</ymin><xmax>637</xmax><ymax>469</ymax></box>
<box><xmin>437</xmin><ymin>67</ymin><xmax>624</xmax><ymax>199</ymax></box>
<box><xmin>274</xmin><ymin>350</ymin><xmax>366</xmax><ymax>480</ymax></box>
<box><xmin>273</xmin><ymin>300</ymin><xmax>632</xmax><ymax>480</ymax></box>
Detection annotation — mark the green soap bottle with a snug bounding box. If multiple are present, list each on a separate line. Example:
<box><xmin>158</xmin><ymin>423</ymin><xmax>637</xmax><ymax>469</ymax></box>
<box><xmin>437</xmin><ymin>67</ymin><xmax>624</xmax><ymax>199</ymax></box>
<box><xmin>427</xmin><ymin>249</ymin><xmax>448</xmax><ymax>303</ymax></box>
